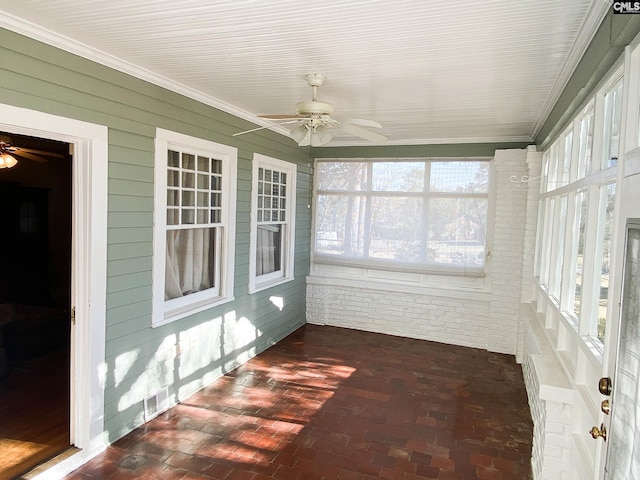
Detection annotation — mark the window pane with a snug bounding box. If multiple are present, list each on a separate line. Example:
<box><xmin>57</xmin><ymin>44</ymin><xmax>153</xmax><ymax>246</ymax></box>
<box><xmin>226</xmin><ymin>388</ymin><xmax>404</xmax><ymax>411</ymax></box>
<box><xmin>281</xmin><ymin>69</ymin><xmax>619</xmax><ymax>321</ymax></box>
<box><xmin>167</xmin><ymin>189</ymin><xmax>179</xmax><ymax>207</ymax></box>
<box><xmin>168</xmin><ymin>150</ymin><xmax>180</xmax><ymax>168</ymax></box>
<box><xmin>534</xmin><ymin>199</ymin><xmax>546</xmax><ymax>277</ymax></box>
<box><xmin>182</xmin><ymin>190</ymin><xmax>195</xmax><ymax>207</ymax></box>
<box><xmin>167</xmin><ymin>208</ymin><xmax>179</xmax><ymax>226</ymax></box>
<box><xmin>595</xmin><ymin>183</ymin><xmax>616</xmax><ymax>343</ymax></box>
<box><xmin>168</xmin><ymin>170</ymin><xmax>179</xmax><ymax>187</ymax></box>
<box><xmin>602</xmin><ymin>81</ymin><xmax>623</xmax><ymax>169</ymax></box>
<box><xmin>540</xmin><ymin>198</ymin><xmax>556</xmax><ymax>287</ymax></box>
<box><xmin>256</xmin><ymin>225</ymin><xmax>282</xmax><ymax>276</ymax></box>
<box><xmin>165</xmin><ymin>227</ymin><xmax>215</xmax><ymax>300</ymax></box>
<box><xmin>572</xmin><ymin>191</ymin><xmax>587</xmax><ymax>319</ymax></box>
<box><xmin>197</xmin><ymin>174</ymin><xmax>209</xmax><ymax>189</ymax></box>
<box><xmin>558</xmin><ymin>131</ymin><xmax>572</xmax><ymax>187</ymax></box>
<box><xmin>369</xmin><ymin>197</ymin><xmax>423</xmax><ymax>262</ymax></box>
<box><xmin>547</xmin><ymin>144</ymin><xmax>559</xmax><ymax>191</ymax></box>
<box><xmin>550</xmin><ymin>195</ymin><xmax>568</xmax><ymax>300</ymax></box>
<box><xmin>197</xmin><ymin>156</ymin><xmax>210</xmax><ymax>172</ymax></box>
<box><xmin>372</xmin><ymin>162</ymin><xmax>424</xmax><ymax>192</ymax></box>
<box><xmin>540</xmin><ymin>152</ymin><xmax>549</xmax><ymax>194</ymax></box>
<box><xmin>315</xmin><ymin>194</ymin><xmax>366</xmax><ymax>257</ymax></box>
<box><xmin>182</xmin><ymin>209</ymin><xmax>195</xmax><ymax>224</ymax></box>
<box><xmin>430</xmin><ymin>162</ymin><xmax>489</xmax><ymax>193</ymax></box>
<box><xmin>575</xmin><ymin>110</ymin><xmax>593</xmax><ymax>180</ymax></box>
<box><xmin>317</xmin><ymin>162</ymin><xmax>368</xmax><ymax>191</ymax></box>
<box><xmin>183</xmin><ymin>172</ymin><xmax>195</xmax><ymax>189</ymax></box>
<box><xmin>427</xmin><ymin>198</ymin><xmax>487</xmax><ymax>267</ymax></box>
<box><xmin>182</xmin><ymin>153</ymin><xmax>195</xmax><ymax>170</ymax></box>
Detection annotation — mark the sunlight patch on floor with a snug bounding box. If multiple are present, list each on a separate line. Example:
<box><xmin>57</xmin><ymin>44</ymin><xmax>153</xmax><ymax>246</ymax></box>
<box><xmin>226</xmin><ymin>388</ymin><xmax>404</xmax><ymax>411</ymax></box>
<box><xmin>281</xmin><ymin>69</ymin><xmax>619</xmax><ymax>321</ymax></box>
<box><xmin>0</xmin><ymin>438</ymin><xmax>49</xmax><ymax>472</ymax></box>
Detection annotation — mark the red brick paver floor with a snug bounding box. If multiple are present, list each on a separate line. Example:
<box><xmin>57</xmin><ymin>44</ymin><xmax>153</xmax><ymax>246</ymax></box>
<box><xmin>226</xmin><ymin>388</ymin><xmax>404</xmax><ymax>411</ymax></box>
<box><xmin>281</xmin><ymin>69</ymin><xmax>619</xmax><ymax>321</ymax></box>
<box><xmin>63</xmin><ymin>325</ymin><xmax>533</xmax><ymax>479</ymax></box>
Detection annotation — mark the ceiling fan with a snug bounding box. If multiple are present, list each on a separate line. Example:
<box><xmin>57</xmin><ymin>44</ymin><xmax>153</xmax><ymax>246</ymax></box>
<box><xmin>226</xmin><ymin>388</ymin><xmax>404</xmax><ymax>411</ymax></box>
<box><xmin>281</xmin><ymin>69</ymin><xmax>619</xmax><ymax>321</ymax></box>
<box><xmin>0</xmin><ymin>135</ymin><xmax>65</xmax><ymax>169</ymax></box>
<box><xmin>233</xmin><ymin>74</ymin><xmax>387</xmax><ymax>147</ymax></box>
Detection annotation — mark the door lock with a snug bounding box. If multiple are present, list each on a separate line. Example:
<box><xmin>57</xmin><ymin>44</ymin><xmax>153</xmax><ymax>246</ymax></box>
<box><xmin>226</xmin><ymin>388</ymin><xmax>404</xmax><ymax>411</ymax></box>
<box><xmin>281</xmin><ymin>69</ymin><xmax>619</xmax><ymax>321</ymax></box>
<box><xmin>590</xmin><ymin>423</ymin><xmax>607</xmax><ymax>441</ymax></box>
<box><xmin>599</xmin><ymin>377</ymin><xmax>612</xmax><ymax>396</ymax></box>
<box><xmin>601</xmin><ymin>399</ymin><xmax>611</xmax><ymax>415</ymax></box>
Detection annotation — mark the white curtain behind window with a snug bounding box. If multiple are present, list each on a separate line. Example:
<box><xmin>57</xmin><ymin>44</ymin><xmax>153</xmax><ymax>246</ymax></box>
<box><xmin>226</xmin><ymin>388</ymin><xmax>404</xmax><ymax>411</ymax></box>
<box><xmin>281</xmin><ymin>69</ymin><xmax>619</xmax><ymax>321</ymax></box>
<box><xmin>165</xmin><ymin>228</ymin><xmax>213</xmax><ymax>300</ymax></box>
<box><xmin>256</xmin><ymin>225</ymin><xmax>281</xmax><ymax>276</ymax></box>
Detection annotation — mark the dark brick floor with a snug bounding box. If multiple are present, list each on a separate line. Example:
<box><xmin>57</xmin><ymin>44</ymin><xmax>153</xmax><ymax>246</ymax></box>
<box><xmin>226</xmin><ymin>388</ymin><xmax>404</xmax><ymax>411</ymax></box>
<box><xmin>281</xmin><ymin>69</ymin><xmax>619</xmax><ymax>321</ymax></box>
<box><xmin>63</xmin><ymin>325</ymin><xmax>533</xmax><ymax>480</ymax></box>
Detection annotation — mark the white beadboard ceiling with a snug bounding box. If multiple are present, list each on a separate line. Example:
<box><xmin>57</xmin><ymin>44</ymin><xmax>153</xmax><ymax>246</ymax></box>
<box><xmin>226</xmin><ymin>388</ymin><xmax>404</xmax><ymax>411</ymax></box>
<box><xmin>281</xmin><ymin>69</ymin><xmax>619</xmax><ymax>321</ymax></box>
<box><xmin>0</xmin><ymin>1</ymin><xmax>608</xmax><ymax>147</ymax></box>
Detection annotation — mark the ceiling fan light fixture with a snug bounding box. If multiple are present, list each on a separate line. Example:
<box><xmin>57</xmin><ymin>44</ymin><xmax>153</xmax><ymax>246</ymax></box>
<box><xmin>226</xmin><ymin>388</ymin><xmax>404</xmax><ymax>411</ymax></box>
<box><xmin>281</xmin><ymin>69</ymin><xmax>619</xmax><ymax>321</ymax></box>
<box><xmin>0</xmin><ymin>151</ymin><xmax>17</xmax><ymax>169</ymax></box>
<box><xmin>290</xmin><ymin>125</ymin><xmax>309</xmax><ymax>143</ymax></box>
<box><xmin>311</xmin><ymin>127</ymin><xmax>333</xmax><ymax>147</ymax></box>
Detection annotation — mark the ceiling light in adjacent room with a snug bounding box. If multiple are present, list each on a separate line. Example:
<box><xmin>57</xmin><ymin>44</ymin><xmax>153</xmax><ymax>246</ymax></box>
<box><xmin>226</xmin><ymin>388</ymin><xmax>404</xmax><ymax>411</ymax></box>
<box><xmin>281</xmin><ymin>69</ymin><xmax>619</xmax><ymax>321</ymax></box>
<box><xmin>0</xmin><ymin>151</ymin><xmax>17</xmax><ymax>168</ymax></box>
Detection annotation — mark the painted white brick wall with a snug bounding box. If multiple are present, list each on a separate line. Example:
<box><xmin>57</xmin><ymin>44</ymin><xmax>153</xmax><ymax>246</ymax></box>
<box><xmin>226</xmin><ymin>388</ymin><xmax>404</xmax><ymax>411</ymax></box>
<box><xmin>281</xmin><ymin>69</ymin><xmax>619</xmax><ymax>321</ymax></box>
<box><xmin>521</xmin><ymin>303</ymin><xmax>574</xmax><ymax>480</ymax></box>
<box><xmin>306</xmin><ymin>149</ymin><xmax>529</xmax><ymax>354</ymax></box>
<box><xmin>517</xmin><ymin>146</ymin><xmax>543</xmax><ymax>362</ymax></box>
<box><xmin>307</xmin><ymin>284</ymin><xmax>490</xmax><ymax>348</ymax></box>
<box><xmin>488</xmin><ymin>149</ymin><xmax>529</xmax><ymax>353</ymax></box>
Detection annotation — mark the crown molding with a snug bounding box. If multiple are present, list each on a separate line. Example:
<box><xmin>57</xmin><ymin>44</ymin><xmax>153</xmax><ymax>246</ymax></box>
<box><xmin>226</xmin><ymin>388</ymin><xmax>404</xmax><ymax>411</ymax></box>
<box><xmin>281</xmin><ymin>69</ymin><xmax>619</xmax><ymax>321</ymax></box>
<box><xmin>529</xmin><ymin>0</ymin><xmax>610</xmax><ymax>140</ymax></box>
<box><xmin>325</xmin><ymin>135</ymin><xmax>533</xmax><ymax>148</ymax></box>
<box><xmin>0</xmin><ymin>12</ymin><xmax>291</xmax><ymax>137</ymax></box>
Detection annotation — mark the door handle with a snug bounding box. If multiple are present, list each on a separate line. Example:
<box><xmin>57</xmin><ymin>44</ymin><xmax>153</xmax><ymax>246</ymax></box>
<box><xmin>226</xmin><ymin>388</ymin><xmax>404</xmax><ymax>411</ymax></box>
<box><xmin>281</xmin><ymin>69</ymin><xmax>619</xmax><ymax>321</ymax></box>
<box><xmin>599</xmin><ymin>377</ymin><xmax>612</xmax><ymax>396</ymax></box>
<box><xmin>590</xmin><ymin>423</ymin><xmax>607</xmax><ymax>441</ymax></box>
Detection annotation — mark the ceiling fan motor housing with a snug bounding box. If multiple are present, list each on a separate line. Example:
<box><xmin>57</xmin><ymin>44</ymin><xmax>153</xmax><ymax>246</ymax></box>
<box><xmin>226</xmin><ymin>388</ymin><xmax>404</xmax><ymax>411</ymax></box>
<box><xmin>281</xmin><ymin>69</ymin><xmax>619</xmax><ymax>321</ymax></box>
<box><xmin>295</xmin><ymin>100</ymin><xmax>333</xmax><ymax>116</ymax></box>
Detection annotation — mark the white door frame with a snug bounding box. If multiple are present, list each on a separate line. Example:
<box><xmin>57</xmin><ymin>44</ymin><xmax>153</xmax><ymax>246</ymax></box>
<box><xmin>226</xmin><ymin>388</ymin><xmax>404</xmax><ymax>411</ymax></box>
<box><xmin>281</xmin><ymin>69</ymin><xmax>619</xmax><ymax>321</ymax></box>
<box><xmin>0</xmin><ymin>103</ymin><xmax>108</xmax><ymax>478</ymax></box>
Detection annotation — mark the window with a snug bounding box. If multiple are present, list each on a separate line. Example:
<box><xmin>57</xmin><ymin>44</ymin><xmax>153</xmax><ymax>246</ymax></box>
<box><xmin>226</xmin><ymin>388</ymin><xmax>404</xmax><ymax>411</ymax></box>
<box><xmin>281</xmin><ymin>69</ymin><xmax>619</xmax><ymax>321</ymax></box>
<box><xmin>558</xmin><ymin>129</ymin><xmax>573</xmax><ymax>188</ymax></box>
<box><xmin>314</xmin><ymin>159</ymin><xmax>489</xmax><ymax>275</ymax></box>
<box><xmin>570</xmin><ymin>190</ymin><xmax>588</xmax><ymax>320</ymax></box>
<box><xmin>249</xmin><ymin>154</ymin><xmax>296</xmax><ymax>293</ymax></box>
<box><xmin>539</xmin><ymin>198</ymin><xmax>556</xmax><ymax>288</ymax></box>
<box><xmin>549</xmin><ymin>195</ymin><xmax>568</xmax><ymax>301</ymax></box>
<box><xmin>535</xmin><ymin>69</ymin><xmax>621</xmax><ymax>352</ymax></box>
<box><xmin>574</xmin><ymin>106</ymin><xmax>594</xmax><ymax>181</ymax></box>
<box><xmin>591</xmin><ymin>182</ymin><xmax>616</xmax><ymax>342</ymax></box>
<box><xmin>152</xmin><ymin>129</ymin><xmax>237</xmax><ymax>326</ymax></box>
<box><xmin>602</xmin><ymin>80</ymin><xmax>623</xmax><ymax>169</ymax></box>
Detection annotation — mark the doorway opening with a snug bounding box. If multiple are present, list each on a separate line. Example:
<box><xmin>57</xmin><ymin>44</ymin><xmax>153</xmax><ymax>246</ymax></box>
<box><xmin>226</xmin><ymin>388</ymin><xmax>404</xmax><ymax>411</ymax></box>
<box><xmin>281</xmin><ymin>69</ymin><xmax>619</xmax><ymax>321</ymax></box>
<box><xmin>0</xmin><ymin>131</ymin><xmax>73</xmax><ymax>480</ymax></box>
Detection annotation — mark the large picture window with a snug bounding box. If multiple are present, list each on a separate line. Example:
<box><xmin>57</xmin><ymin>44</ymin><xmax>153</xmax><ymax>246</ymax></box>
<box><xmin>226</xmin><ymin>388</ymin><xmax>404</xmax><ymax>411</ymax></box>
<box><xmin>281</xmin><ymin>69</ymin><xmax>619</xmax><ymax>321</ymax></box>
<box><xmin>152</xmin><ymin>129</ymin><xmax>237</xmax><ymax>326</ymax></box>
<box><xmin>314</xmin><ymin>159</ymin><xmax>490</xmax><ymax>275</ymax></box>
<box><xmin>249</xmin><ymin>154</ymin><xmax>297</xmax><ymax>293</ymax></box>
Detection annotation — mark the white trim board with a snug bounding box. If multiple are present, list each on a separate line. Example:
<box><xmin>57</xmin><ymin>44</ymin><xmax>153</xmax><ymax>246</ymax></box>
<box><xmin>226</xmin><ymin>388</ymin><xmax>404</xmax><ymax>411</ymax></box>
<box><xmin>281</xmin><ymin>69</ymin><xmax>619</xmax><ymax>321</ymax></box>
<box><xmin>0</xmin><ymin>103</ymin><xmax>109</xmax><ymax>478</ymax></box>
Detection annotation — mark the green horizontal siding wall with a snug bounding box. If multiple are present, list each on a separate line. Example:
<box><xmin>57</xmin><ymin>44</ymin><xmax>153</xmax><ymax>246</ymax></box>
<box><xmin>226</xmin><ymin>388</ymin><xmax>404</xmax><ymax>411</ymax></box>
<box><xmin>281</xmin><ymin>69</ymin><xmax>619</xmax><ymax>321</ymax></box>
<box><xmin>0</xmin><ymin>28</ymin><xmax>311</xmax><ymax>441</ymax></box>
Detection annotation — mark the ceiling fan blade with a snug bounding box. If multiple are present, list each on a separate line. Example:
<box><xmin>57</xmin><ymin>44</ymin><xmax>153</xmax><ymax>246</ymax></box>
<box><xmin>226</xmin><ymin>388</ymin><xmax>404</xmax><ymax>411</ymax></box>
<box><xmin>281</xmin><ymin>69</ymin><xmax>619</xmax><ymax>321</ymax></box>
<box><xmin>259</xmin><ymin>114</ymin><xmax>303</xmax><ymax>120</ymax></box>
<box><xmin>337</xmin><ymin>117</ymin><xmax>383</xmax><ymax>129</ymax></box>
<box><xmin>14</xmin><ymin>151</ymin><xmax>48</xmax><ymax>163</ymax></box>
<box><xmin>340</xmin><ymin>123</ymin><xmax>388</xmax><ymax>143</ymax></box>
<box><xmin>233</xmin><ymin>119</ymin><xmax>302</xmax><ymax>137</ymax></box>
<box><xmin>15</xmin><ymin>147</ymin><xmax>65</xmax><ymax>158</ymax></box>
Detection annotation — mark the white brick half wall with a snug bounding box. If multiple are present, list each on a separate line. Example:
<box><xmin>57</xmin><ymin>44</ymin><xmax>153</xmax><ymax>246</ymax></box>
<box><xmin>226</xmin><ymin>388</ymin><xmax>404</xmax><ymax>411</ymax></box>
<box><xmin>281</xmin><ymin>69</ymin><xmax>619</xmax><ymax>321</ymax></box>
<box><xmin>306</xmin><ymin>149</ymin><xmax>529</xmax><ymax>354</ymax></box>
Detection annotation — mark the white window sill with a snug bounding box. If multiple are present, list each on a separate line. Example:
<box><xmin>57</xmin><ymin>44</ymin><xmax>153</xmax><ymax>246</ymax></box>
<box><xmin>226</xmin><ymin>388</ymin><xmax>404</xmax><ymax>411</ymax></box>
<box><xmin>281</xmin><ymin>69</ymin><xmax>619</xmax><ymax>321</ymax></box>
<box><xmin>307</xmin><ymin>264</ymin><xmax>490</xmax><ymax>301</ymax></box>
<box><xmin>152</xmin><ymin>295</ymin><xmax>235</xmax><ymax>328</ymax></box>
<box><xmin>249</xmin><ymin>276</ymin><xmax>295</xmax><ymax>295</ymax></box>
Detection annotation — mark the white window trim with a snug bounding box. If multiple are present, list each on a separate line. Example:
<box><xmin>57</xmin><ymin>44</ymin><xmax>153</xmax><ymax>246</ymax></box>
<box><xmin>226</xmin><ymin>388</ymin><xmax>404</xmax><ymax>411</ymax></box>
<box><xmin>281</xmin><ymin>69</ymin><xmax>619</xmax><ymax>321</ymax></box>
<box><xmin>249</xmin><ymin>153</ymin><xmax>297</xmax><ymax>294</ymax></box>
<box><xmin>152</xmin><ymin>128</ymin><xmax>237</xmax><ymax>327</ymax></box>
